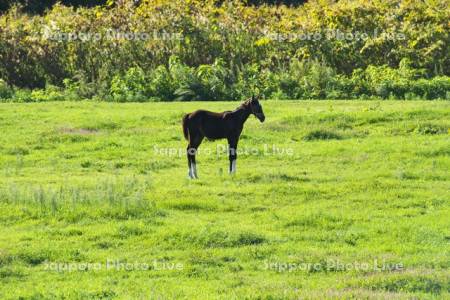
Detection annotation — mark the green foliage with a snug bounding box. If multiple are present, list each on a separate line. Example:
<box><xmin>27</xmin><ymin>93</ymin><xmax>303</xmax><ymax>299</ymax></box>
<box><xmin>110</xmin><ymin>67</ymin><xmax>148</xmax><ymax>102</ymax></box>
<box><xmin>147</xmin><ymin>65</ymin><xmax>176</xmax><ymax>101</ymax></box>
<box><xmin>411</xmin><ymin>77</ymin><xmax>450</xmax><ymax>100</ymax></box>
<box><xmin>30</xmin><ymin>85</ymin><xmax>66</xmax><ymax>102</ymax></box>
<box><xmin>63</xmin><ymin>72</ymin><xmax>98</xmax><ymax>100</ymax></box>
<box><xmin>0</xmin><ymin>0</ymin><xmax>448</xmax><ymax>101</ymax></box>
<box><xmin>103</xmin><ymin>58</ymin><xmax>450</xmax><ymax>101</ymax></box>
<box><xmin>195</xmin><ymin>59</ymin><xmax>230</xmax><ymax>101</ymax></box>
<box><xmin>0</xmin><ymin>79</ymin><xmax>13</xmax><ymax>101</ymax></box>
<box><xmin>169</xmin><ymin>56</ymin><xmax>200</xmax><ymax>101</ymax></box>
<box><xmin>10</xmin><ymin>89</ymin><xmax>33</xmax><ymax>103</ymax></box>
<box><xmin>0</xmin><ymin>0</ymin><xmax>106</xmax><ymax>14</ymax></box>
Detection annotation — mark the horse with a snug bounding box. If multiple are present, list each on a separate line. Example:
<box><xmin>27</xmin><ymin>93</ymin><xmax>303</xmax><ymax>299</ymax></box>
<box><xmin>182</xmin><ymin>95</ymin><xmax>265</xmax><ymax>179</ymax></box>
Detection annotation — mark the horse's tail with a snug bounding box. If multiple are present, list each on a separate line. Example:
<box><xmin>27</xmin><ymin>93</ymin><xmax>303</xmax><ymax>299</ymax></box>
<box><xmin>182</xmin><ymin>113</ymin><xmax>190</xmax><ymax>140</ymax></box>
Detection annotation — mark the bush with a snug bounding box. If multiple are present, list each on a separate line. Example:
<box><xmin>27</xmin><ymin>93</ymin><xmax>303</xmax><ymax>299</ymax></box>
<box><xmin>231</xmin><ymin>63</ymin><xmax>269</xmax><ymax>100</ymax></box>
<box><xmin>170</xmin><ymin>56</ymin><xmax>202</xmax><ymax>101</ymax></box>
<box><xmin>63</xmin><ymin>72</ymin><xmax>98</xmax><ymax>100</ymax></box>
<box><xmin>30</xmin><ymin>85</ymin><xmax>66</xmax><ymax>102</ymax></box>
<box><xmin>12</xmin><ymin>89</ymin><xmax>33</xmax><ymax>103</ymax></box>
<box><xmin>195</xmin><ymin>59</ymin><xmax>231</xmax><ymax>101</ymax></box>
<box><xmin>6</xmin><ymin>64</ymin><xmax>450</xmax><ymax>102</ymax></box>
<box><xmin>411</xmin><ymin>77</ymin><xmax>450</xmax><ymax>99</ymax></box>
<box><xmin>0</xmin><ymin>79</ymin><xmax>13</xmax><ymax>101</ymax></box>
<box><xmin>1</xmin><ymin>0</ymin><xmax>449</xmax><ymax>101</ymax></box>
<box><xmin>147</xmin><ymin>66</ymin><xmax>176</xmax><ymax>101</ymax></box>
<box><xmin>110</xmin><ymin>67</ymin><xmax>149</xmax><ymax>102</ymax></box>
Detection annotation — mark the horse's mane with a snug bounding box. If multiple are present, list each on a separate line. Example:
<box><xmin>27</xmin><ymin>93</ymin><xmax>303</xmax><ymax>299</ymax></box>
<box><xmin>236</xmin><ymin>97</ymin><xmax>252</xmax><ymax>110</ymax></box>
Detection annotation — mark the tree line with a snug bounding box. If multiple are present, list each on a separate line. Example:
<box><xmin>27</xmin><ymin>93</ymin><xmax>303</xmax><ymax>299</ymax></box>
<box><xmin>0</xmin><ymin>0</ymin><xmax>448</xmax><ymax>101</ymax></box>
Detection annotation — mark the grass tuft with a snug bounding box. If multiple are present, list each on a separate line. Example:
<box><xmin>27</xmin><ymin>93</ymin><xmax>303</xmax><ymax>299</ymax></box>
<box><xmin>303</xmin><ymin>129</ymin><xmax>343</xmax><ymax>141</ymax></box>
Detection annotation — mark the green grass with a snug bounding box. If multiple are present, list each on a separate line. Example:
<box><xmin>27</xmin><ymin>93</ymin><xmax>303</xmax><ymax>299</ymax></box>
<box><xmin>0</xmin><ymin>100</ymin><xmax>449</xmax><ymax>299</ymax></box>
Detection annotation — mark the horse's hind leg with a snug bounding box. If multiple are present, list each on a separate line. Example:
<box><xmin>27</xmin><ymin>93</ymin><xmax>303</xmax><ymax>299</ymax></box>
<box><xmin>187</xmin><ymin>133</ymin><xmax>203</xmax><ymax>179</ymax></box>
<box><xmin>186</xmin><ymin>145</ymin><xmax>193</xmax><ymax>179</ymax></box>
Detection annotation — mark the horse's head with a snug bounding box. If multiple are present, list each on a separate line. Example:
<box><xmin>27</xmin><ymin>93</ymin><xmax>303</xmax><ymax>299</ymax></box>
<box><xmin>249</xmin><ymin>95</ymin><xmax>265</xmax><ymax>123</ymax></box>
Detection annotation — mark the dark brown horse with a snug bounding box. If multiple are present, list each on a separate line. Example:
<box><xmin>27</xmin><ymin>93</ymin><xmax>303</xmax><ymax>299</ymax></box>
<box><xmin>182</xmin><ymin>96</ymin><xmax>265</xmax><ymax>179</ymax></box>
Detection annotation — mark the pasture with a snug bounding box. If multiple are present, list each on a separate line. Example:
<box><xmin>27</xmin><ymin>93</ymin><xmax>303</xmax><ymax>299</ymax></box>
<box><xmin>0</xmin><ymin>100</ymin><xmax>449</xmax><ymax>299</ymax></box>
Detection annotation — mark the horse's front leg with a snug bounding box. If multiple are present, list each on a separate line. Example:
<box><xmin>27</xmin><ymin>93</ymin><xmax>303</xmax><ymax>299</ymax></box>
<box><xmin>227</xmin><ymin>137</ymin><xmax>238</xmax><ymax>174</ymax></box>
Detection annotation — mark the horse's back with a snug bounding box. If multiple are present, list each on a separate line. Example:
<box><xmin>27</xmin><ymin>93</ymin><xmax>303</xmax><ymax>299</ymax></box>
<box><xmin>186</xmin><ymin>109</ymin><xmax>229</xmax><ymax>140</ymax></box>
<box><xmin>191</xmin><ymin>109</ymin><xmax>226</xmax><ymax>119</ymax></box>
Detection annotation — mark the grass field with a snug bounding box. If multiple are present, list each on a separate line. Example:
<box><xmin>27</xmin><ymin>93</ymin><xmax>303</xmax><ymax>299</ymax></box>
<box><xmin>0</xmin><ymin>100</ymin><xmax>449</xmax><ymax>299</ymax></box>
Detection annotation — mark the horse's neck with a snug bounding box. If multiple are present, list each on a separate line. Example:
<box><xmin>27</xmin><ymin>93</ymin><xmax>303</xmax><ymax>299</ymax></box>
<box><xmin>231</xmin><ymin>106</ymin><xmax>251</xmax><ymax>124</ymax></box>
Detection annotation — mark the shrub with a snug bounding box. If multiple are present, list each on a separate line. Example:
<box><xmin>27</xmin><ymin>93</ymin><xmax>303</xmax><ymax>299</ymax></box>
<box><xmin>30</xmin><ymin>85</ymin><xmax>66</xmax><ymax>102</ymax></box>
<box><xmin>0</xmin><ymin>79</ymin><xmax>13</xmax><ymax>101</ymax></box>
<box><xmin>195</xmin><ymin>58</ymin><xmax>231</xmax><ymax>100</ymax></box>
<box><xmin>63</xmin><ymin>72</ymin><xmax>98</xmax><ymax>100</ymax></box>
<box><xmin>110</xmin><ymin>67</ymin><xmax>149</xmax><ymax>102</ymax></box>
<box><xmin>411</xmin><ymin>77</ymin><xmax>450</xmax><ymax>99</ymax></box>
<box><xmin>170</xmin><ymin>56</ymin><xmax>203</xmax><ymax>101</ymax></box>
<box><xmin>285</xmin><ymin>59</ymin><xmax>339</xmax><ymax>99</ymax></box>
<box><xmin>12</xmin><ymin>89</ymin><xmax>33</xmax><ymax>103</ymax></box>
<box><xmin>231</xmin><ymin>63</ymin><xmax>263</xmax><ymax>100</ymax></box>
<box><xmin>1</xmin><ymin>1</ymin><xmax>449</xmax><ymax>101</ymax></box>
<box><xmin>147</xmin><ymin>66</ymin><xmax>176</xmax><ymax>101</ymax></box>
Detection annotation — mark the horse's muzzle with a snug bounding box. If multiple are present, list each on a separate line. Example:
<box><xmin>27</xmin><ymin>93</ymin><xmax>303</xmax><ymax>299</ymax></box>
<box><xmin>256</xmin><ymin>113</ymin><xmax>265</xmax><ymax>123</ymax></box>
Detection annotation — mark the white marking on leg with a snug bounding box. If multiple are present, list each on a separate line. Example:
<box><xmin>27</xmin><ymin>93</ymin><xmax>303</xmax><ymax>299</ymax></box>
<box><xmin>188</xmin><ymin>164</ymin><xmax>194</xmax><ymax>179</ymax></box>
<box><xmin>192</xmin><ymin>162</ymin><xmax>198</xmax><ymax>178</ymax></box>
<box><xmin>230</xmin><ymin>159</ymin><xmax>236</xmax><ymax>174</ymax></box>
